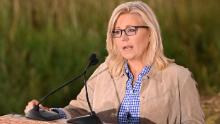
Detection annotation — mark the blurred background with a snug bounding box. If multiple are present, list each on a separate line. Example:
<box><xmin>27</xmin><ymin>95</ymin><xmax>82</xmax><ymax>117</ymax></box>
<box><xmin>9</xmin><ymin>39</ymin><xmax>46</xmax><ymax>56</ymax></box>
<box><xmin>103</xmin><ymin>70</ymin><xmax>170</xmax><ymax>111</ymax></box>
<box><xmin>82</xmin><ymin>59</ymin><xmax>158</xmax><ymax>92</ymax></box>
<box><xmin>0</xmin><ymin>0</ymin><xmax>219</xmax><ymax>123</ymax></box>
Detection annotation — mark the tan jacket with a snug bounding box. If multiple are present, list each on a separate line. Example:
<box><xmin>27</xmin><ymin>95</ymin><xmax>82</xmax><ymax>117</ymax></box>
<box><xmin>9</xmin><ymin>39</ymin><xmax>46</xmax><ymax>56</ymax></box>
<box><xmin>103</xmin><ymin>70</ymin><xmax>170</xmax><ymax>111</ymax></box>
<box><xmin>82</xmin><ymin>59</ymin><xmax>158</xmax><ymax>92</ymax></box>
<box><xmin>64</xmin><ymin>62</ymin><xmax>205</xmax><ymax>124</ymax></box>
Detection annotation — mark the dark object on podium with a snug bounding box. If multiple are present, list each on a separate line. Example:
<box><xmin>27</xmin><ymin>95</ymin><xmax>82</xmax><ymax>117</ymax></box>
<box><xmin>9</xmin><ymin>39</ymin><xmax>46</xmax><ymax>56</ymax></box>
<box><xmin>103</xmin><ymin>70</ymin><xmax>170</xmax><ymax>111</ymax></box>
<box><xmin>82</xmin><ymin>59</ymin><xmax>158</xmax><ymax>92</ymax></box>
<box><xmin>67</xmin><ymin>111</ymin><xmax>102</xmax><ymax>124</ymax></box>
<box><xmin>25</xmin><ymin>53</ymin><xmax>101</xmax><ymax>123</ymax></box>
<box><xmin>25</xmin><ymin>105</ymin><xmax>61</xmax><ymax>121</ymax></box>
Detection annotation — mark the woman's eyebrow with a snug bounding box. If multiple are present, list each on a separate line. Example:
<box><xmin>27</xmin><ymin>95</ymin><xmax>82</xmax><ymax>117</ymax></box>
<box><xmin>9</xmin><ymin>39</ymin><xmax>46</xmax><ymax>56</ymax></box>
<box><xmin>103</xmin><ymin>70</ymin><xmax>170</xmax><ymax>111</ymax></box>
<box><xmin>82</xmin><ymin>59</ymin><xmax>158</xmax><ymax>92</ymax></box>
<box><xmin>114</xmin><ymin>25</ymin><xmax>134</xmax><ymax>29</ymax></box>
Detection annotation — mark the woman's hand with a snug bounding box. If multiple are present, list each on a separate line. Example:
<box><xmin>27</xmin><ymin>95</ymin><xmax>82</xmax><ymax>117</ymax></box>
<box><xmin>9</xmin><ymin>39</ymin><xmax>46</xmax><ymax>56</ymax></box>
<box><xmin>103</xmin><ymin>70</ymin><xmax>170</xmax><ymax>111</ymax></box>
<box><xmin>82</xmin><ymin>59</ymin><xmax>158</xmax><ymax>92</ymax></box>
<box><xmin>24</xmin><ymin>99</ymin><xmax>49</xmax><ymax>114</ymax></box>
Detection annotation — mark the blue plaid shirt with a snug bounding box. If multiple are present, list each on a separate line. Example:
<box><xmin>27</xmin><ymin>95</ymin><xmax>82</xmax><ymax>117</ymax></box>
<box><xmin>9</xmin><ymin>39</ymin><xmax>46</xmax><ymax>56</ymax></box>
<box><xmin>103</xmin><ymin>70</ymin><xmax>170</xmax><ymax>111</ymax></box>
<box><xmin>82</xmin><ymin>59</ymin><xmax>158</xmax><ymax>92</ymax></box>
<box><xmin>118</xmin><ymin>63</ymin><xmax>151</xmax><ymax>124</ymax></box>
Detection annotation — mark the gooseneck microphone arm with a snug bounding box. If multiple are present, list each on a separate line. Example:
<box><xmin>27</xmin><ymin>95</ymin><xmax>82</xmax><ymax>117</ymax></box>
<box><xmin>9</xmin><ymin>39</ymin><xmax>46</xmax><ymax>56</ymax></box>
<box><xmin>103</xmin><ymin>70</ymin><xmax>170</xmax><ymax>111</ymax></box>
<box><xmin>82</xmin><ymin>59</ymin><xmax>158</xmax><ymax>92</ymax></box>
<box><xmin>39</xmin><ymin>53</ymin><xmax>99</xmax><ymax>106</ymax></box>
<box><xmin>37</xmin><ymin>71</ymin><xmax>85</xmax><ymax>106</ymax></box>
<box><xmin>25</xmin><ymin>53</ymin><xmax>99</xmax><ymax>121</ymax></box>
<box><xmin>83</xmin><ymin>73</ymin><xmax>92</xmax><ymax>113</ymax></box>
<box><xmin>67</xmin><ymin>54</ymin><xmax>102</xmax><ymax>124</ymax></box>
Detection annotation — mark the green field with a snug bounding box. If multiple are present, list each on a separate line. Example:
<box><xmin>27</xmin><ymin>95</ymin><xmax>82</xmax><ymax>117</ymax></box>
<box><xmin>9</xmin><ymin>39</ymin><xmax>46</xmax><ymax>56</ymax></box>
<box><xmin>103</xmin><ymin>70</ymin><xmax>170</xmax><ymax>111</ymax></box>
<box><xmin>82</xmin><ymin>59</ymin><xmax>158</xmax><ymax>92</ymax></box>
<box><xmin>0</xmin><ymin>0</ymin><xmax>220</xmax><ymax>123</ymax></box>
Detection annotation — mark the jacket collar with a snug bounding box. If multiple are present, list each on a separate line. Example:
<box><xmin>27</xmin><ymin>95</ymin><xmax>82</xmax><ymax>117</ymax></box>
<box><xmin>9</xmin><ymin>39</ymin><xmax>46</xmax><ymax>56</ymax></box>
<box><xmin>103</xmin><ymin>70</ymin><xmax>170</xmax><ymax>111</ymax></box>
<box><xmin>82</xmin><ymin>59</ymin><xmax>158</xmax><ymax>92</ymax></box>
<box><xmin>120</xmin><ymin>62</ymin><xmax>158</xmax><ymax>79</ymax></box>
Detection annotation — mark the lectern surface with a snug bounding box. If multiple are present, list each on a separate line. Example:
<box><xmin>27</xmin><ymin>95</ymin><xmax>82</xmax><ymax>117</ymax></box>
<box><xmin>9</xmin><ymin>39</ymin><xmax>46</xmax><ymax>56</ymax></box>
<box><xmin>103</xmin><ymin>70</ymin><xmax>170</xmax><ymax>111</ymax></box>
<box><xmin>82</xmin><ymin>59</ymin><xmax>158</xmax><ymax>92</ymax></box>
<box><xmin>0</xmin><ymin>114</ymin><xmax>67</xmax><ymax>124</ymax></box>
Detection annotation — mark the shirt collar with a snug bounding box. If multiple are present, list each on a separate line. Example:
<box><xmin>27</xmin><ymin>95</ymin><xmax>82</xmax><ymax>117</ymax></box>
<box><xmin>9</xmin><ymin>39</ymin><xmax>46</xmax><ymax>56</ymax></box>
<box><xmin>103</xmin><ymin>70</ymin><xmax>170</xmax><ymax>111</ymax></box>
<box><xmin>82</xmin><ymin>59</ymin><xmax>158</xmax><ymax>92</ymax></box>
<box><xmin>124</xmin><ymin>62</ymin><xmax>151</xmax><ymax>79</ymax></box>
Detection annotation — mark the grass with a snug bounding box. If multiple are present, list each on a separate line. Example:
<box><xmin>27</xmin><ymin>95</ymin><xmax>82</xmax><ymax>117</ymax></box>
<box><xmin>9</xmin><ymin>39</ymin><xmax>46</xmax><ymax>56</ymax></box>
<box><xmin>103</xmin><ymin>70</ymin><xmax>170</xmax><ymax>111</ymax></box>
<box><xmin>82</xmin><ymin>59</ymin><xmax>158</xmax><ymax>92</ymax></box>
<box><xmin>0</xmin><ymin>1</ymin><xmax>220</xmax><ymax>122</ymax></box>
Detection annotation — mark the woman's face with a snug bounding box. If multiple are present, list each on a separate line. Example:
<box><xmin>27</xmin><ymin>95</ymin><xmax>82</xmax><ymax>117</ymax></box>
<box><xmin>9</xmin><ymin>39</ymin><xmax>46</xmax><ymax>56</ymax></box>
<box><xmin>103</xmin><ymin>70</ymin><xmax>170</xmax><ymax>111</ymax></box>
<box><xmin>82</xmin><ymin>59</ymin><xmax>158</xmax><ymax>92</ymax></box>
<box><xmin>113</xmin><ymin>13</ymin><xmax>150</xmax><ymax>63</ymax></box>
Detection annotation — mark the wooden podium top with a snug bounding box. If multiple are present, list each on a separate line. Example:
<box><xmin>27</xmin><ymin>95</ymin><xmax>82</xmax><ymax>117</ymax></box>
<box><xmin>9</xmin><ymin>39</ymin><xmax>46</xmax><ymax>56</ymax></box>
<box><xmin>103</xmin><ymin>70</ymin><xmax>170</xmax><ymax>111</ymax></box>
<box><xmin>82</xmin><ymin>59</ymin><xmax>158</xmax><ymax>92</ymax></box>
<box><xmin>0</xmin><ymin>114</ymin><xmax>67</xmax><ymax>124</ymax></box>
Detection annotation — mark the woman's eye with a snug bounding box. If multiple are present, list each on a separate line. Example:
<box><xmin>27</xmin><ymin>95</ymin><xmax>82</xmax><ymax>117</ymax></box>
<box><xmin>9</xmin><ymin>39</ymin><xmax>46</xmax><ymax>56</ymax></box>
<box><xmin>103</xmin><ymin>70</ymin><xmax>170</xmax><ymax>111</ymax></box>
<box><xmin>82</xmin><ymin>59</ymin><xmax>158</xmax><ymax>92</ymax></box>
<box><xmin>127</xmin><ymin>28</ymin><xmax>136</xmax><ymax>32</ymax></box>
<box><xmin>112</xmin><ymin>30</ymin><xmax>121</xmax><ymax>34</ymax></box>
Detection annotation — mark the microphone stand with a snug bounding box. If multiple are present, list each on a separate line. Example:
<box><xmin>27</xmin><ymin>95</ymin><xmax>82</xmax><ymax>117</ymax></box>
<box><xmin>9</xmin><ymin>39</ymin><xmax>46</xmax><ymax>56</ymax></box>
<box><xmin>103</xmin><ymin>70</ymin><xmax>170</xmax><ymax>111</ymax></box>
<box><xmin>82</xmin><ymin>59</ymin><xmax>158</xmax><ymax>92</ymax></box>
<box><xmin>66</xmin><ymin>66</ymin><xmax>102</xmax><ymax>124</ymax></box>
<box><xmin>25</xmin><ymin>71</ymin><xmax>86</xmax><ymax>121</ymax></box>
<box><xmin>25</xmin><ymin>54</ymin><xmax>102</xmax><ymax>124</ymax></box>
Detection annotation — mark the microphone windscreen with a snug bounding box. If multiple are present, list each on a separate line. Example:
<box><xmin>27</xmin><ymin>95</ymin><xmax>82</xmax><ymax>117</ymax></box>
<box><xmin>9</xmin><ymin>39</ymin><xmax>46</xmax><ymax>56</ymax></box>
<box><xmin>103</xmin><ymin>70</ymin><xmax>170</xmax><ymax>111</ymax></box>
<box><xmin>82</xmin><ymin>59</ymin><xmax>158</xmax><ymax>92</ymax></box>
<box><xmin>89</xmin><ymin>53</ymin><xmax>99</xmax><ymax>66</ymax></box>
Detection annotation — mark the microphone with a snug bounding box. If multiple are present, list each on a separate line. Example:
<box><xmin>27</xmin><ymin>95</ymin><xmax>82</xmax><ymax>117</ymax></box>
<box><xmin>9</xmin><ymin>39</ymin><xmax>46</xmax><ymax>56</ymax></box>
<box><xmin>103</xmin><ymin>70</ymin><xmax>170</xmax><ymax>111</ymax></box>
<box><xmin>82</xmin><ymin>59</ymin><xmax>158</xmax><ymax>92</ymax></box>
<box><xmin>25</xmin><ymin>53</ymin><xmax>100</xmax><ymax>123</ymax></box>
<box><xmin>66</xmin><ymin>54</ymin><xmax>102</xmax><ymax>124</ymax></box>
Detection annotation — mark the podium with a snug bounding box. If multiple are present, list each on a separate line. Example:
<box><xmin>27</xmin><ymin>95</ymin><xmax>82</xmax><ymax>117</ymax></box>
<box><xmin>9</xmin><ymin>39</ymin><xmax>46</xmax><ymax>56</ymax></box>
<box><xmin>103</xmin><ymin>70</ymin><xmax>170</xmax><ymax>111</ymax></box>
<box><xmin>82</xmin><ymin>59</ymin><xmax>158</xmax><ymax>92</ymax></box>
<box><xmin>0</xmin><ymin>114</ymin><xmax>67</xmax><ymax>124</ymax></box>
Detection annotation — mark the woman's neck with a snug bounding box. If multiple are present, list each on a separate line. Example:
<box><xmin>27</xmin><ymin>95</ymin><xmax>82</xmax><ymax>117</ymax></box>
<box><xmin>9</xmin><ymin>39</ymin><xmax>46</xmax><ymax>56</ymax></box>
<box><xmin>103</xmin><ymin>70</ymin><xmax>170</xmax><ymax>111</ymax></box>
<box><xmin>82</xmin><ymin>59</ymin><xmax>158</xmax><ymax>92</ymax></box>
<box><xmin>127</xmin><ymin>60</ymin><xmax>145</xmax><ymax>82</ymax></box>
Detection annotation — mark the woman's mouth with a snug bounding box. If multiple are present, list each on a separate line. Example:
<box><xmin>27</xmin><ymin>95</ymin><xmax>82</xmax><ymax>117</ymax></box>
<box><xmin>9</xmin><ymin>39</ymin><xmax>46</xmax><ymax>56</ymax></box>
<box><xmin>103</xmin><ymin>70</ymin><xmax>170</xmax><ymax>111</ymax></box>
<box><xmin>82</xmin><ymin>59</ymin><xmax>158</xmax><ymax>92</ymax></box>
<box><xmin>123</xmin><ymin>45</ymin><xmax>133</xmax><ymax>50</ymax></box>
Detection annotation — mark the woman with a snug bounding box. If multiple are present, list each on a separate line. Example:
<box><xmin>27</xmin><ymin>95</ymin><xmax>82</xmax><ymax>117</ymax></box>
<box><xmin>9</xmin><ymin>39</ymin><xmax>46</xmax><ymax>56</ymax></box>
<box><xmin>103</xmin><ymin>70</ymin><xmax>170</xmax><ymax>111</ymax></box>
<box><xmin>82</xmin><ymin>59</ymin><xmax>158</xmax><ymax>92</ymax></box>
<box><xmin>25</xmin><ymin>1</ymin><xmax>205</xmax><ymax>123</ymax></box>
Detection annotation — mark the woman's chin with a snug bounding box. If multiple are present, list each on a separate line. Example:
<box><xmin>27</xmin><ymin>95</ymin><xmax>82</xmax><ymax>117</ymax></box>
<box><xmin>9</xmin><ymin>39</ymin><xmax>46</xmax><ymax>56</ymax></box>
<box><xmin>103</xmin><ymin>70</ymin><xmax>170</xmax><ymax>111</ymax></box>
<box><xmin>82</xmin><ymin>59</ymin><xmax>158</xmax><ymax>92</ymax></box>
<box><xmin>122</xmin><ymin>54</ymin><xmax>135</xmax><ymax>61</ymax></box>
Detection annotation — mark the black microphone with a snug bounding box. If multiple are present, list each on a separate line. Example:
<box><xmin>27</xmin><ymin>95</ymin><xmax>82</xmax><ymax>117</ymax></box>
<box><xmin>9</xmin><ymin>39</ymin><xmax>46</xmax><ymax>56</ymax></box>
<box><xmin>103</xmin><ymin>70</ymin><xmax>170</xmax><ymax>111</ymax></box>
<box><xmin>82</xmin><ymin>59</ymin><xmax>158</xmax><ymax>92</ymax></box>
<box><xmin>66</xmin><ymin>53</ymin><xmax>102</xmax><ymax>124</ymax></box>
<box><xmin>25</xmin><ymin>53</ymin><xmax>100</xmax><ymax>122</ymax></box>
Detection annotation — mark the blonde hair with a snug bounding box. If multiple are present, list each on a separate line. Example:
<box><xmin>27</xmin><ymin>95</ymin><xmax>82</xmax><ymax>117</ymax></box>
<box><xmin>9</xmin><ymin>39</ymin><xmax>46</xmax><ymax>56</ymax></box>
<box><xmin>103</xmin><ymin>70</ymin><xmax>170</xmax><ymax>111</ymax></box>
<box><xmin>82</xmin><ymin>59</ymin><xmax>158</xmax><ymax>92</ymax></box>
<box><xmin>105</xmin><ymin>1</ymin><xmax>173</xmax><ymax>76</ymax></box>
